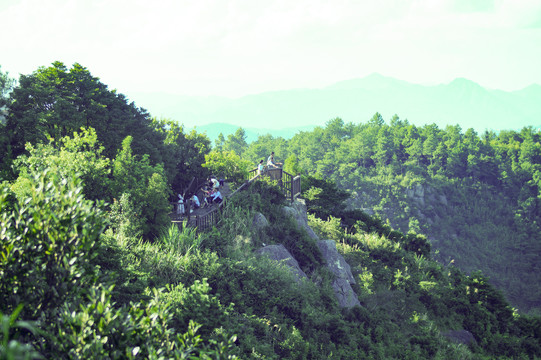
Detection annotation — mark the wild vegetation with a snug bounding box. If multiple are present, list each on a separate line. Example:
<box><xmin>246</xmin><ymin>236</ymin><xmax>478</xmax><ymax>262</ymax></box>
<box><xmin>1</xmin><ymin>63</ymin><xmax>540</xmax><ymax>358</ymax></box>
<box><xmin>233</xmin><ymin>115</ymin><xmax>541</xmax><ymax>314</ymax></box>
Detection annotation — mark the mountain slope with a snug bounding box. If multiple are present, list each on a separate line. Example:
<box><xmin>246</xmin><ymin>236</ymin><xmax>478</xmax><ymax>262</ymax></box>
<box><xmin>127</xmin><ymin>74</ymin><xmax>541</xmax><ymax>134</ymax></box>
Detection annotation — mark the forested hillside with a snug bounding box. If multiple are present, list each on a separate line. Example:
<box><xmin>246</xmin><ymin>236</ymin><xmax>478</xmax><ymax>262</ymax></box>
<box><xmin>1</xmin><ymin>63</ymin><xmax>541</xmax><ymax>359</ymax></box>
<box><xmin>233</xmin><ymin>115</ymin><xmax>541</xmax><ymax>314</ymax></box>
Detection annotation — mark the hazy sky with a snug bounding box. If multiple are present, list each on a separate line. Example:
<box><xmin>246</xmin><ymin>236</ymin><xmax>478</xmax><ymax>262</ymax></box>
<box><xmin>2</xmin><ymin>0</ymin><xmax>541</xmax><ymax>98</ymax></box>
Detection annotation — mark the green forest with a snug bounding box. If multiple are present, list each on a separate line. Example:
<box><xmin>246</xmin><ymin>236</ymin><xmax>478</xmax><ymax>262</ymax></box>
<box><xmin>1</xmin><ymin>63</ymin><xmax>540</xmax><ymax>359</ymax></box>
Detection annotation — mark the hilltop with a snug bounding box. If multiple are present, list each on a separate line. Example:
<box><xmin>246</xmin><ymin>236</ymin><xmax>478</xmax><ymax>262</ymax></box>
<box><xmin>2</xmin><ymin>62</ymin><xmax>540</xmax><ymax>359</ymax></box>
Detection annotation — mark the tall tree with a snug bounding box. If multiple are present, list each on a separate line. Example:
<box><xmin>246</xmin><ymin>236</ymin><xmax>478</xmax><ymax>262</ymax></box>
<box><xmin>6</xmin><ymin>62</ymin><xmax>164</xmax><ymax>162</ymax></box>
<box><xmin>0</xmin><ymin>66</ymin><xmax>15</xmax><ymax>179</ymax></box>
<box><xmin>112</xmin><ymin>136</ymin><xmax>170</xmax><ymax>238</ymax></box>
<box><xmin>0</xmin><ymin>66</ymin><xmax>14</xmax><ymax>110</ymax></box>
<box><xmin>151</xmin><ymin>118</ymin><xmax>211</xmax><ymax>194</ymax></box>
<box><xmin>11</xmin><ymin>128</ymin><xmax>111</xmax><ymax>201</ymax></box>
<box><xmin>214</xmin><ymin>132</ymin><xmax>225</xmax><ymax>151</ymax></box>
<box><xmin>224</xmin><ymin>127</ymin><xmax>248</xmax><ymax>156</ymax></box>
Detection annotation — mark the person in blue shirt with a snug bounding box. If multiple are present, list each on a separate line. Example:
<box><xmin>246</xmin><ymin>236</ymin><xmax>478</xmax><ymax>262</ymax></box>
<box><xmin>211</xmin><ymin>189</ymin><xmax>223</xmax><ymax>204</ymax></box>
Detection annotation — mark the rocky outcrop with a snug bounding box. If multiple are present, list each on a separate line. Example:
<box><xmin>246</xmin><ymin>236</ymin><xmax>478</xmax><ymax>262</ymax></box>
<box><xmin>282</xmin><ymin>199</ymin><xmax>319</xmax><ymax>241</ymax></box>
<box><xmin>252</xmin><ymin>212</ymin><xmax>269</xmax><ymax>230</ymax></box>
<box><xmin>317</xmin><ymin>240</ymin><xmax>361</xmax><ymax>308</ymax></box>
<box><xmin>259</xmin><ymin>199</ymin><xmax>361</xmax><ymax>308</ymax></box>
<box><xmin>256</xmin><ymin>244</ymin><xmax>308</xmax><ymax>282</ymax></box>
<box><xmin>442</xmin><ymin>329</ymin><xmax>476</xmax><ymax>345</ymax></box>
<box><xmin>406</xmin><ymin>183</ymin><xmax>448</xmax><ymax>209</ymax></box>
<box><xmin>406</xmin><ymin>183</ymin><xmax>426</xmax><ymax>207</ymax></box>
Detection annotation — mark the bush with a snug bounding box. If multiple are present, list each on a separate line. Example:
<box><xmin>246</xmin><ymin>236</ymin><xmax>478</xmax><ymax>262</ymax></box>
<box><xmin>54</xmin><ymin>285</ymin><xmax>238</xmax><ymax>359</ymax></box>
<box><xmin>160</xmin><ymin>279</ymin><xmax>234</xmax><ymax>336</ymax></box>
<box><xmin>0</xmin><ymin>171</ymin><xmax>105</xmax><ymax>321</ymax></box>
<box><xmin>108</xmin><ymin>192</ymin><xmax>144</xmax><ymax>240</ymax></box>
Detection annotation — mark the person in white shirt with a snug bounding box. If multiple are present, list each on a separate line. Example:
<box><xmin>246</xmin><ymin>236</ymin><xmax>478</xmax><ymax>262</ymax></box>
<box><xmin>267</xmin><ymin>152</ymin><xmax>282</xmax><ymax>169</ymax></box>
<box><xmin>177</xmin><ymin>194</ymin><xmax>185</xmax><ymax>215</ymax></box>
<box><xmin>210</xmin><ymin>176</ymin><xmax>220</xmax><ymax>190</ymax></box>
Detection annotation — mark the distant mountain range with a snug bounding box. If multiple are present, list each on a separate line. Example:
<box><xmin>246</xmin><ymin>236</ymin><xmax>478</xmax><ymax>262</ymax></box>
<box><xmin>127</xmin><ymin>73</ymin><xmax>541</xmax><ymax>142</ymax></box>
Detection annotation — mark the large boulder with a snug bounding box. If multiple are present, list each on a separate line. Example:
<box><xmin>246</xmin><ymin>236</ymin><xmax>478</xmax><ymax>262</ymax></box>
<box><xmin>332</xmin><ymin>278</ymin><xmax>361</xmax><ymax>308</ymax></box>
<box><xmin>256</xmin><ymin>244</ymin><xmax>308</xmax><ymax>283</ymax></box>
<box><xmin>317</xmin><ymin>240</ymin><xmax>360</xmax><ymax>308</ymax></box>
<box><xmin>282</xmin><ymin>199</ymin><xmax>319</xmax><ymax>241</ymax></box>
<box><xmin>252</xmin><ymin>212</ymin><xmax>269</xmax><ymax>230</ymax></box>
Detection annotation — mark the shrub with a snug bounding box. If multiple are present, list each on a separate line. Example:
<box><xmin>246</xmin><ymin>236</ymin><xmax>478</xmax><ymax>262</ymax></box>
<box><xmin>107</xmin><ymin>192</ymin><xmax>144</xmax><ymax>240</ymax></box>
<box><xmin>54</xmin><ymin>285</ymin><xmax>238</xmax><ymax>359</ymax></box>
<box><xmin>0</xmin><ymin>171</ymin><xmax>105</xmax><ymax>321</ymax></box>
<box><xmin>160</xmin><ymin>279</ymin><xmax>234</xmax><ymax>336</ymax></box>
<box><xmin>404</xmin><ymin>232</ymin><xmax>431</xmax><ymax>258</ymax></box>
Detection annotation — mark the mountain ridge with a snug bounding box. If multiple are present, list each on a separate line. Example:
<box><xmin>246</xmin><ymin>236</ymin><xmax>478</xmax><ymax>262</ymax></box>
<box><xmin>126</xmin><ymin>74</ymin><xmax>540</xmax><ymax>137</ymax></box>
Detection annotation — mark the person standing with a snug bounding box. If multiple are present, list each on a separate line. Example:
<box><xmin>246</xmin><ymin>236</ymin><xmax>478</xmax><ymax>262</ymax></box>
<box><xmin>177</xmin><ymin>194</ymin><xmax>185</xmax><ymax>215</ymax></box>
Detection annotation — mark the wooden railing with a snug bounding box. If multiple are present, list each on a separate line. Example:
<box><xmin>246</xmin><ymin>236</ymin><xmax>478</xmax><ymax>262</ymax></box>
<box><xmin>196</xmin><ymin>206</ymin><xmax>221</xmax><ymax>231</ymax></box>
<box><xmin>248</xmin><ymin>167</ymin><xmax>301</xmax><ymax>202</ymax></box>
<box><xmin>172</xmin><ymin>168</ymin><xmax>301</xmax><ymax>233</ymax></box>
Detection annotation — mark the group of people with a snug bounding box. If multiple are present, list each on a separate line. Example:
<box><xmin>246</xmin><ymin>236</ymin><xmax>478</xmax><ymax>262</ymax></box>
<box><xmin>257</xmin><ymin>151</ymin><xmax>282</xmax><ymax>175</ymax></box>
<box><xmin>176</xmin><ymin>193</ymin><xmax>203</xmax><ymax>215</ymax></box>
<box><xmin>177</xmin><ymin>151</ymin><xmax>283</xmax><ymax>216</ymax></box>
<box><xmin>200</xmin><ymin>175</ymin><xmax>223</xmax><ymax>208</ymax></box>
<box><xmin>176</xmin><ymin>175</ymin><xmax>223</xmax><ymax>216</ymax></box>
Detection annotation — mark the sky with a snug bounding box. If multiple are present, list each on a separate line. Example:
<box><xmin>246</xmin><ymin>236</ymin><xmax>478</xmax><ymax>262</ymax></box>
<box><xmin>1</xmin><ymin>0</ymin><xmax>541</xmax><ymax>99</ymax></box>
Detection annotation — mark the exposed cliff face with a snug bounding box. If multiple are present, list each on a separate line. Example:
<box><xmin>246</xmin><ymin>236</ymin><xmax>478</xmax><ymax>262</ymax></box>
<box><xmin>255</xmin><ymin>200</ymin><xmax>361</xmax><ymax>308</ymax></box>
<box><xmin>348</xmin><ymin>180</ymin><xmax>541</xmax><ymax>312</ymax></box>
<box><xmin>352</xmin><ymin>183</ymin><xmax>450</xmax><ymax>242</ymax></box>
<box><xmin>282</xmin><ymin>200</ymin><xmax>319</xmax><ymax>241</ymax></box>
<box><xmin>316</xmin><ymin>240</ymin><xmax>361</xmax><ymax>308</ymax></box>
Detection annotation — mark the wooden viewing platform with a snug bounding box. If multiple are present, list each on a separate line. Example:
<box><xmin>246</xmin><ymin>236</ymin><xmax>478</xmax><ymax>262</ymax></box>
<box><xmin>247</xmin><ymin>167</ymin><xmax>301</xmax><ymax>202</ymax></box>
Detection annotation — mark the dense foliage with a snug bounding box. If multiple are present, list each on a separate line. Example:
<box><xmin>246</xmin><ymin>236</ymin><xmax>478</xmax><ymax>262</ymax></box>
<box><xmin>0</xmin><ymin>62</ymin><xmax>210</xmax><ymax>193</ymax></box>
<box><xmin>1</xmin><ymin>63</ymin><xmax>540</xmax><ymax>358</ymax></box>
<box><xmin>238</xmin><ymin>115</ymin><xmax>541</xmax><ymax>314</ymax></box>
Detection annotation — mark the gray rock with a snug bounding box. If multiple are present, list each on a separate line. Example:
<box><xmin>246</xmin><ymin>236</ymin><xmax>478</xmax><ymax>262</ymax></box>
<box><xmin>406</xmin><ymin>188</ymin><xmax>415</xmax><ymax>198</ymax></box>
<box><xmin>442</xmin><ymin>329</ymin><xmax>476</xmax><ymax>345</ymax></box>
<box><xmin>332</xmin><ymin>278</ymin><xmax>361</xmax><ymax>308</ymax></box>
<box><xmin>317</xmin><ymin>240</ymin><xmax>356</xmax><ymax>284</ymax></box>
<box><xmin>438</xmin><ymin>194</ymin><xmax>448</xmax><ymax>205</ymax></box>
<box><xmin>414</xmin><ymin>197</ymin><xmax>425</xmax><ymax>207</ymax></box>
<box><xmin>256</xmin><ymin>244</ymin><xmax>308</xmax><ymax>282</ymax></box>
<box><xmin>252</xmin><ymin>212</ymin><xmax>269</xmax><ymax>230</ymax></box>
<box><xmin>317</xmin><ymin>240</ymin><xmax>360</xmax><ymax>308</ymax></box>
<box><xmin>282</xmin><ymin>199</ymin><xmax>319</xmax><ymax>241</ymax></box>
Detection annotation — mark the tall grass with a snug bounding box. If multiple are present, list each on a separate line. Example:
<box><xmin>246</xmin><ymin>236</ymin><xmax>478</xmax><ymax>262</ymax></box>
<box><xmin>158</xmin><ymin>224</ymin><xmax>203</xmax><ymax>255</ymax></box>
